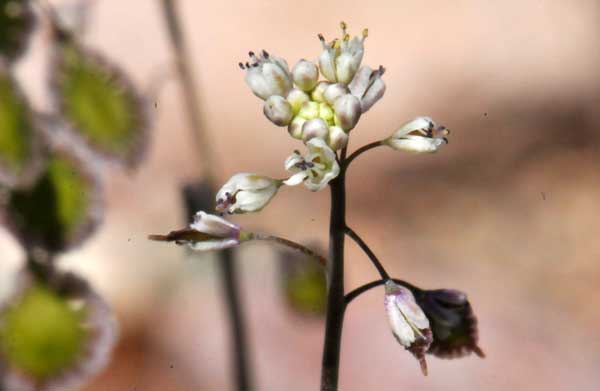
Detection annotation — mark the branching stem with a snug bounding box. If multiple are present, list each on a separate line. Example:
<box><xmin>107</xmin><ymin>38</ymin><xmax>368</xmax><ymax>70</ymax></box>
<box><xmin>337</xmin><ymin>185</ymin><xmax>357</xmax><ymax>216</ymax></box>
<box><xmin>343</xmin><ymin>141</ymin><xmax>383</xmax><ymax>171</ymax></box>
<box><xmin>344</xmin><ymin>278</ymin><xmax>419</xmax><ymax>306</ymax></box>
<box><xmin>252</xmin><ymin>234</ymin><xmax>327</xmax><ymax>266</ymax></box>
<box><xmin>344</xmin><ymin>226</ymin><xmax>390</xmax><ymax>280</ymax></box>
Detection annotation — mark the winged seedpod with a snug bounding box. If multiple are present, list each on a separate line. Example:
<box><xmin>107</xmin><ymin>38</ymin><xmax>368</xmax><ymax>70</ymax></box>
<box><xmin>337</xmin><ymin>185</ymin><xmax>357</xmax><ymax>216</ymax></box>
<box><xmin>49</xmin><ymin>40</ymin><xmax>149</xmax><ymax>168</ymax></box>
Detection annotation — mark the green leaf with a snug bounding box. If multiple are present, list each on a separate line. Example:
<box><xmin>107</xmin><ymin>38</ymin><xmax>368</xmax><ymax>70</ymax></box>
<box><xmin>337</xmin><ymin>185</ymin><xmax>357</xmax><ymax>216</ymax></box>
<box><xmin>52</xmin><ymin>43</ymin><xmax>148</xmax><ymax>167</ymax></box>
<box><xmin>0</xmin><ymin>283</ymin><xmax>87</xmax><ymax>380</ymax></box>
<box><xmin>280</xmin><ymin>248</ymin><xmax>327</xmax><ymax>317</ymax></box>
<box><xmin>0</xmin><ymin>0</ymin><xmax>35</xmax><ymax>63</ymax></box>
<box><xmin>4</xmin><ymin>152</ymin><xmax>101</xmax><ymax>253</ymax></box>
<box><xmin>0</xmin><ymin>65</ymin><xmax>43</xmax><ymax>187</ymax></box>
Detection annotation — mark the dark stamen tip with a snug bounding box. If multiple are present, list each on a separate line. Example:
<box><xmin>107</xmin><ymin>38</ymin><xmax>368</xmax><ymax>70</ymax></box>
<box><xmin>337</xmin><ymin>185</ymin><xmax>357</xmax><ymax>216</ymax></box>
<box><xmin>262</xmin><ymin>49</ymin><xmax>269</xmax><ymax>58</ymax></box>
<box><xmin>238</xmin><ymin>62</ymin><xmax>245</xmax><ymax>69</ymax></box>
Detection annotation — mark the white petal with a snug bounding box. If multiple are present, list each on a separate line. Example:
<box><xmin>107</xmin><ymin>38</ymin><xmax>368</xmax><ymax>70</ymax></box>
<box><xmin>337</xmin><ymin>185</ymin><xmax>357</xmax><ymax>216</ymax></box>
<box><xmin>388</xmin><ymin>135</ymin><xmax>445</xmax><ymax>153</ymax></box>
<box><xmin>244</xmin><ymin>69</ymin><xmax>271</xmax><ymax>100</ymax></box>
<box><xmin>232</xmin><ymin>186</ymin><xmax>278</xmax><ymax>213</ymax></box>
<box><xmin>392</xmin><ymin>117</ymin><xmax>435</xmax><ymax>138</ymax></box>
<box><xmin>348</xmin><ymin>66</ymin><xmax>373</xmax><ymax>98</ymax></box>
<box><xmin>385</xmin><ymin>294</ymin><xmax>416</xmax><ymax>347</ymax></box>
<box><xmin>318</xmin><ymin>49</ymin><xmax>337</xmax><ymax>82</ymax></box>
<box><xmin>283</xmin><ymin>171</ymin><xmax>308</xmax><ymax>186</ymax></box>
<box><xmin>361</xmin><ymin>78</ymin><xmax>386</xmax><ymax>113</ymax></box>
<box><xmin>190</xmin><ymin>211</ymin><xmax>240</xmax><ymax>238</ymax></box>
<box><xmin>188</xmin><ymin>238</ymin><xmax>240</xmax><ymax>251</ymax></box>
<box><xmin>284</xmin><ymin>153</ymin><xmax>304</xmax><ymax>171</ymax></box>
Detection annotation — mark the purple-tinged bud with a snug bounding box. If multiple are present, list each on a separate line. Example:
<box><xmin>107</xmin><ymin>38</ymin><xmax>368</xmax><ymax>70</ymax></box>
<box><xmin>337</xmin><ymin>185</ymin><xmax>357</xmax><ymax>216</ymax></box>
<box><xmin>333</xmin><ymin>94</ymin><xmax>361</xmax><ymax>131</ymax></box>
<box><xmin>243</xmin><ymin>51</ymin><xmax>292</xmax><ymax>100</ymax></box>
<box><xmin>327</xmin><ymin>126</ymin><xmax>348</xmax><ymax>150</ymax></box>
<box><xmin>263</xmin><ymin>95</ymin><xmax>293</xmax><ymax>126</ymax></box>
<box><xmin>288</xmin><ymin>116</ymin><xmax>306</xmax><ymax>139</ymax></box>
<box><xmin>301</xmin><ymin>118</ymin><xmax>329</xmax><ymax>143</ymax></box>
<box><xmin>323</xmin><ymin>83</ymin><xmax>349</xmax><ymax>106</ymax></box>
<box><xmin>292</xmin><ymin>60</ymin><xmax>319</xmax><ymax>92</ymax></box>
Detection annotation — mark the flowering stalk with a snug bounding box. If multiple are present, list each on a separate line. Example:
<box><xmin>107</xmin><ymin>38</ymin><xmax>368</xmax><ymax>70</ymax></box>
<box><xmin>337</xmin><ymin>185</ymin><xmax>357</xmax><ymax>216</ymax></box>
<box><xmin>321</xmin><ymin>148</ymin><xmax>347</xmax><ymax>391</ymax></box>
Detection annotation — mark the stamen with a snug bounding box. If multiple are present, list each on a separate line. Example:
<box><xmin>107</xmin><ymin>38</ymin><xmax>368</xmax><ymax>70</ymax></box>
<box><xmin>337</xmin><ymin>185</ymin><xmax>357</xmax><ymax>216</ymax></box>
<box><xmin>262</xmin><ymin>49</ymin><xmax>270</xmax><ymax>58</ymax></box>
<box><xmin>377</xmin><ymin>65</ymin><xmax>386</xmax><ymax>75</ymax></box>
<box><xmin>318</xmin><ymin>33</ymin><xmax>325</xmax><ymax>43</ymax></box>
<box><xmin>343</xmin><ymin>33</ymin><xmax>350</xmax><ymax>42</ymax></box>
<box><xmin>340</xmin><ymin>21</ymin><xmax>347</xmax><ymax>36</ymax></box>
<box><xmin>238</xmin><ymin>62</ymin><xmax>245</xmax><ymax>70</ymax></box>
<box><xmin>293</xmin><ymin>149</ymin><xmax>301</xmax><ymax>155</ymax></box>
<box><xmin>362</xmin><ymin>28</ymin><xmax>369</xmax><ymax>38</ymax></box>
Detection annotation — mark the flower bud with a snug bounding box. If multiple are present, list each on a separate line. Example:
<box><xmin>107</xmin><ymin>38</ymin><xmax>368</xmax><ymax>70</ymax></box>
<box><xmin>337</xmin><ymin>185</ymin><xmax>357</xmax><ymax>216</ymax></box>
<box><xmin>311</xmin><ymin>81</ymin><xmax>330</xmax><ymax>103</ymax></box>
<box><xmin>361</xmin><ymin>76</ymin><xmax>385</xmax><ymax>113</ymax></box>
<box><xmin>348</xmin><ymin>66</ymin><xmax>373</xmax><ymax>98</ymax></box>
<box><xmin>384</xmin><ymin>280</ymin><xmax>433</xmax><ymax>376</ymax></box>
<box><xmin>263</xmin><ymin>95</ymin><xmax>293</xmax><ymax>126</ymax></box>
<box><xmin>301</xmin><ymin>118</ymin><xmax>328</xmax><ymax>143</ymax></box>
<box><xmin>348</xmin><ymin>66</ymin><xmax>386</xmax><ymax>113</ymax></box>
<box><xmin>292</xmin><ymin>59</ymin><xmax>319</xmax><ymax>92</ymax></box>
<box><xmin>149</xmin><ymin>211</ymin><xmax>246</xmax><ymax>251</ymax></box>
<box><xmin>288</xmin><ymin>116</ymin><xmax>306</xmax><ymax>139</ymax></box>
<box><xmin>327</xmin><ymin>126</ymin><xmax>348</xmax><ymax>150</ymax></box>
<box><xmin>323</xmin><ymin>83</ymin><xmax>349</xmax><ymax>106</ymax></box>
<box><xmin>286</xmin><ymin>88</ymin><xmax>310</xmax><ymax>115</ymax></box>
<box><xmin>335</xmin><ymin>38</ymin><xmax>364</xmax><ymax>84</ymax></box>
<box><xmin>333</xmin><ymin>94</ymin><xmax>361</xmax><ymax>131</ymax></box>
<box><xmin>318</xmin><ymin>102</ymin><xmax>334</xmax><ymax>124</ymax></box>
<box><xmin>385</xmin><ymin>116</ymin><xmax>449</xmax><ymax>154</ymax></box>
<box><xmin>297</xmin><ymin>101</ymin><xmax>320</xmax><ymax>119</ymax></box>
<box><xmin>242</xmin><ymin>51</ymin><xmax>292</xmax><ymax>100</ymax></box>
<box><xmin>214</xmin><ymin>173</ymin><xmax>282</xmax><ymax>214</ymax></box>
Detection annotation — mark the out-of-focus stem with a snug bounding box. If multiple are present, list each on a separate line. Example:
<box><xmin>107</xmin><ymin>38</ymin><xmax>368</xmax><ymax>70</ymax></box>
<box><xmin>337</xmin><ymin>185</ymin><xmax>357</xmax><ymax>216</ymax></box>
<box><xmin>160</xmin><ymin>1</ymin><xmax>253</xmax><ymax>390</ymax></box>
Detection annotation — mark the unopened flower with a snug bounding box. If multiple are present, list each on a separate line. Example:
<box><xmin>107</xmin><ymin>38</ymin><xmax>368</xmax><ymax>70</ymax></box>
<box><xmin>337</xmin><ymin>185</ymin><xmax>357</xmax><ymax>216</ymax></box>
<box><xmin>348</xmin><ymin>65</ymin><xmax>386</xmax><ymax>113</ymax></box>
<box><xmin>384</xmin><ymin>280</ymin><xmax>433</xmax><ymax>375</ymax></box>
<box><xmin>301</xmin><ymin>118</ymin><xmax>329</xmax><ymax>143</ymax></box>
<box><xmin>215</xmin><ymin>173</ymin><xmax>282</xmax><ymax>214</ymax></box>
<box><xmin>384</xmin><ymin>116</ymin><xmax>449</xmax><ymax>153</ymax></box>
<box><xmin>263</xmin><ymin>95</ymin><xmax>293</xmax><ymax>126</ymax></box>
<box><xmin>148</xmin><ymin>211</ymin><xmax>249</xmax><ymax>251</ymax></box>
<box><xmin>292</xmin><ymin>59</ymin><xmax>319</xmax><ymax>92</ymax></box>
<box><xmin>240</xmin><ymin>50</ymin><xmax>292</xmax><ymax>100</ymax></box>
<box><xmin>327</xmin><ymin>126</ymin><xmax>349</xmax><ymax>150</ymax></box>
<box><xmin>415</xmin><ymin>289</ymin><xmax>485</xmax><ymax>359</ymax></box>
<box><xmin>284</xmin><ymin>138</ymin><xmax>340</xmax><ymax>191</ymax></box>
<box><xmin>323</xmin><ymin>83</ymin><xmax>350</xmax><ymax>106</ymax></box>
<box><xmin>333</xmin><ymin>94</ymin><xmax>361</xmax><ymax>131</ymax></box>
<box><xmin>318</xmin><ymin>22</ymin><xmax>367</xmax><ymax>84</ymax></box>
<box><xmin>310</xmin><ymin>81</ymin><xmax>330</xmax><ymax>103</ymax></box>
<box><xmin>286</xmin><ymin>88</ymin><xmax>310</xmax><ymax>115</ymax></box>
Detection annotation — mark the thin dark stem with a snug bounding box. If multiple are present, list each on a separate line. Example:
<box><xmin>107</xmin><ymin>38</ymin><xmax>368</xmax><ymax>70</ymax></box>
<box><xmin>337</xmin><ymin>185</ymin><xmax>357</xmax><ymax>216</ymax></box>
<box><xmin>160</xmin><ymin>2</ymin><xmax>253</xmax><ymax>390</ymax></box>
<box><xmin>344</xmin><ymin>278</ymin><xmax>419</xmax><ymax>306</ymax></box>
<box><xmin>344</xmin><ymin>226</ymin><xmax>390</xmax><ymax>280</ymax></box>
<box><xmin>321</xmin><ymin>148</ymin><xmax>347</xmax><ymax>391</ymax></box>
<box><xmin>253</xmin><ymin>234</ymin><xmax>327</xmax><ymax>266</ymax></box>
<box><xmin>343</xmin><ymin>141</ymin><xmax>382</xmax><ymax>171</ymax></box>
<box><xmin>219</xmin><ymin>248</ymin><xmax>252</xmax><ymax>391</ymax></box>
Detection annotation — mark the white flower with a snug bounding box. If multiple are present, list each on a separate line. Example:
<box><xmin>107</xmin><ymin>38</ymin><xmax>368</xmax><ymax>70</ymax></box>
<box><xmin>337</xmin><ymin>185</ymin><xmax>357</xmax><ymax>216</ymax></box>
<box><xmin>241</xmin><ymin>50</ymin><xmax>292</xmax><ymax>100</ymax></box>
<box><xmin>384</xmin><ymin>117</ymin><xmax>449</xmax><ymax>154</ymax></box>
<box><xmin>284</xmin><ymin>138</ymin><xmax>340</xmax><ymax>191</ymax></box>
<box><xmin>318</xmin><ymin>22</ymin><xmax>367</xmax><ymax>84</ymax></box>
<box><xmin>348</xmin><ymin>65</ymin><xmax>386</xmax><ymax>113</ymax></box>
<box><xmin>384</xmin><ymin>280</ymin><xmax>433</xmax><ymax>375</ymax></box>
<box><xmin>148</xmin><ymin>211</ymin><xmax>247</xmax><ymax>251</ymax></box>
<box><xmin>215</xmin><ymin>173</ymin><xmax>282</xmax><ymax>214</ymax></box>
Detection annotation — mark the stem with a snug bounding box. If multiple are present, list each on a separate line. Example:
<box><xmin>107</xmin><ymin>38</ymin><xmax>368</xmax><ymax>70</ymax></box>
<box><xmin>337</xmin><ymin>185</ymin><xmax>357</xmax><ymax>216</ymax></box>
<box><xmin>344</xmin><ymin>278</ymin><xmax>419</xmax><ymax>306</ymax></box>
<box><xmin>343</xmin><ymin>141</ymin><xmax>383</xmax><ymax>171</ymax></box>
<box><xmin>252</xmin><ymin>234</ymin><xmax>327</xmax><ymax>266</ymax></box>
<box><xmin>219</xmin><ymin>248</ymin><xmax>252</xmax><ymax>391</ymax></box>
<box><xmin>344</xmin><ymin>226</ymin><xmax>390</xmax><ymax>280</ymax></box>
<box><xmin>160</xmin><ymin>2</ymin><xmax>253</xmax><ymax>390</ymax></box>
<box><xmin>321</xmin><ymin>148</ymin><xmax>347</xmax><ymax>391</ymax></box>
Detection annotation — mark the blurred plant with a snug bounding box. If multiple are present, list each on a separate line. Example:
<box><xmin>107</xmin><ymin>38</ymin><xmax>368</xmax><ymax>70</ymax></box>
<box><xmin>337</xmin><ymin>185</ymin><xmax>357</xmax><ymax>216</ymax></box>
<box><xmin>150</xmin><ymin>21</ymin><xmax>483</xmax><ymax>390</ymax></box>
<box><xmin>0</xmin><ymin>0</ymin><xmax>152</xmax><ymax>389</ymax></box>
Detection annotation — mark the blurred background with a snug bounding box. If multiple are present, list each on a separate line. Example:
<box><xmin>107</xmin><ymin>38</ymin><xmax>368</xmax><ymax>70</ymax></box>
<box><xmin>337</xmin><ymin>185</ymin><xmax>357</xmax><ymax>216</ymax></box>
<box><xmin>2</xmin><ymin>0</ymin><xmax>600</xmax><ymax>389</ymax></box>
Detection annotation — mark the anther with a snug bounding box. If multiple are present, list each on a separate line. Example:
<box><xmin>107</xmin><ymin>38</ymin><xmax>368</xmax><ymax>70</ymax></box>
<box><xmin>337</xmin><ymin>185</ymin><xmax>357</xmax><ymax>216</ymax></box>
<box><xmin>318</xmin><ymin>33</ymin><xmax>325</xmax><ymax>42</ymax></box>
<box><xmin>262</xmin><ymin>49</ymin><xmax>270</xmax><ymax>58</ymax></box>
<box><xmin>238</xmin><ymin>62</ymin><xmax>245</xmax><ymax>70</ymax></box>
<box><xmin>362</xmin><ymin>28</ymin><xmax>369</xmax><ymax>38</ymax></box>
<box><xmin>340</xmin><ymin>21</ymin><xmax>347</xmax><ymax>34</ymax></box>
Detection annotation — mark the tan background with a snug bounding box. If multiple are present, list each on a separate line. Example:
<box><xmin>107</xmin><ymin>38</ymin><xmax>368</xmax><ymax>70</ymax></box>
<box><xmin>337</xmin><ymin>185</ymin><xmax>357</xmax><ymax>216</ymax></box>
<box><xmin>2</xmin><ymin>0</ymin><xmax>600</xmax><ymax>389</ymax></box>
